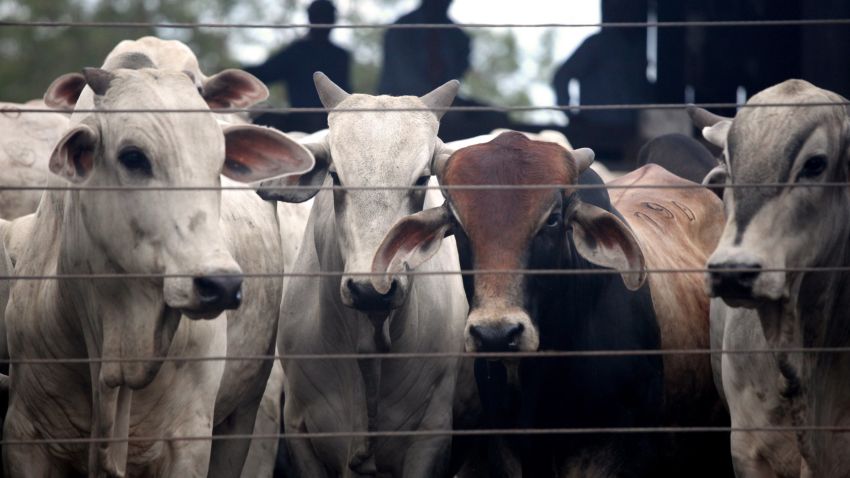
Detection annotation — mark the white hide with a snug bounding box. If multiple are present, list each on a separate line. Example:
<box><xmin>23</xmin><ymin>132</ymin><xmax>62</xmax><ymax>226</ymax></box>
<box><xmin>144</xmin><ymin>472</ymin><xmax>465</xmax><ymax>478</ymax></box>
<box><xmin>0</xmin><ymin>101</ymin><xmax>69</xmax><ymax>219</ymax></box>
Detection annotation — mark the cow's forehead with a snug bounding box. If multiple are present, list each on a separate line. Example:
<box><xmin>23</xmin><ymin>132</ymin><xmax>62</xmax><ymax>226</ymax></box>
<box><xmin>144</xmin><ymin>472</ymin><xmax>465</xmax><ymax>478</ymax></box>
<box><xmin>444</xmin><ymin>133</ymin><xmax>577</xmax><ymax>248</ymax></box>
<box><xmin>728</xmin><ymin>83</ymin><xmax>845</xmax><ymax>183</ymax></box>
<box><xmin>327</xmin><ymin>94</ymin><xmax>438</xmax><ymax>182</ymax></box>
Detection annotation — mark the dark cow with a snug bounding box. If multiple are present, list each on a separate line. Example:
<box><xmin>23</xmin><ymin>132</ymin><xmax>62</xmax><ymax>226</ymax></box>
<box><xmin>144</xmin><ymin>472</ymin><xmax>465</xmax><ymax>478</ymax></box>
<box><xmin>372</xmin><ymin>132</ymin><xmax>664</xmax><ymax>476</ymax></box>
<box><xmin>637</xmin><ymin>133</ymin><xmax>719</xmax><ymax>184</ymax></box>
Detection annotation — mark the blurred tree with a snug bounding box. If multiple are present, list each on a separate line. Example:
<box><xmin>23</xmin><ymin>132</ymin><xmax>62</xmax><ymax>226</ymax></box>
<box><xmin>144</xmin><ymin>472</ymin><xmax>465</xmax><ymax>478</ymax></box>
<box><xmin>0</xmin><ymin>0</ymin><xmax>279</xmax><ymax>102</ymax></box>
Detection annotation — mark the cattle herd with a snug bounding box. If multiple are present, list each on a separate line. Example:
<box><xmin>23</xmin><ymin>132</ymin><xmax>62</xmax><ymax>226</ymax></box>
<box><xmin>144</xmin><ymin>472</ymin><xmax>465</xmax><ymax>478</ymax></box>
<box><xmin>0</xmin><ymin>35</ymin><xmax>847</xmax><ymax>478</ymax></box>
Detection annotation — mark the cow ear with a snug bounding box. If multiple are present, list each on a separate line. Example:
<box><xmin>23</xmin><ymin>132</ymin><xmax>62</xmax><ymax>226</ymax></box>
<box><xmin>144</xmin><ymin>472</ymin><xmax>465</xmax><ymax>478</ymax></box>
<box><xmin>222</xmin><ymin>125</ymin><xmax>315</xmax><ymax>183</ymax></box>
<box><xmin>49</xmin><ymin>124</ymin><xmax>98</xmax><ymax>183</ymax></box>
<box><xmin>702</xmin><ymin>163</ymin><xmax>729</xmax><ymax>198</ymax></box>
<box><xmin>571</xmin><ymin>202</ymin><xmax>646</xmax><ymax>290</ymax></box>
<box><xmin>371</xmin><ymin>205</ymin><xmax>453</xmax><ymax>294</ymax></box>
<box><xmin>44</xmin><ymin>72</ymin><xmax>87</xmax><ymax>109</ymax></box>
<box><xmin>256</xmin><ymin>140</ymin><xmax>330</xmax><ymax>203</ymax></box>
<box><xmin>703</xmin><ymin>120</ymin><xmax>732</xmax><ymax>150</ymax></box>
<box><xmin>203</xmin><ymin>69</ymin><xmax>269</xmax><ymax>109</ymax></box>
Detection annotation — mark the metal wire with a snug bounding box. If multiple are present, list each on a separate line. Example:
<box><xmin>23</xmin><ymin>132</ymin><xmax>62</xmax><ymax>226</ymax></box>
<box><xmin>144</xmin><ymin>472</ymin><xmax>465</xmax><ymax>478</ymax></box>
<box><xmin>0</xmin><ymin>182</ymin><xmax>845</xmax><ymax>192</ymax></box>
<box><xmin>3</xmin><ymin>426</ymin><xmax>847</xmax><ymax>446</ymax></box>
<box><xmin>8</xmin><ymin>347</ymin><xmax>850</xmax><ymax>366</ymax></box>
<box><xmin>2</xmin><ymin>18</ymin><xmax>850</xmax><ymax>30</ymax></box>
<box><xmin>0</xmin><ymin>266</ymin><xmax>847</xmax><ymax>281</ymax></box>
<box><xmin>4</xmin><ymin>100</ymin><xmax>849</xmax><ymax>115</ymax></box>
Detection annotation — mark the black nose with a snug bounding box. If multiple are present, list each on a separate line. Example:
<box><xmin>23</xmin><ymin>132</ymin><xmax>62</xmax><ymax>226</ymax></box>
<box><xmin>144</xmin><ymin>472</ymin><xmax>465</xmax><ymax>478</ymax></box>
<box><xmin>708</xmin><ymin>262</ymin><xmax>762</xmax><ymax>299</ymax></box>
<box><xmin>469</xmin><ymin>323</ymin><xmax>524</xmax><ymax>352</ymax></box>
<box><xmin>346</xmin><ymin>278</ymin><xmax>401</xmax><ymax>311</ymax></box>
<box><xmin>193</xmin><ymin>275</ymin><xmax>243</xmax><ymax>311</ymax></box>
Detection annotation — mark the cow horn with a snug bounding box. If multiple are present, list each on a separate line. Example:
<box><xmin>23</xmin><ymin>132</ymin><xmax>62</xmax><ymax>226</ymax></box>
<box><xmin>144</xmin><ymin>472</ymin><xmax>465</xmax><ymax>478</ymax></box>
<box><xmin>572</xmin><ymin>147</ymin><xmax>595</xmax><ymax>174</ymax></box>
<box><xmin>313</xmin><ymin>71</ymin><xmax>350</xmax><ymax>110</ymax></box>
<box><xmin>687</xmin><ymin>105</ymin><xmax>732</xmax><ymax>129</ymax></box>
<box><xmin>82</xmin><ymin>68</ymin><xmax>116</xmax><ymax>97</ymax></box>
<box><xmin>420</xmin><ymin>80</ymin><xmax>459</xmax><ymax>120</ymax></box>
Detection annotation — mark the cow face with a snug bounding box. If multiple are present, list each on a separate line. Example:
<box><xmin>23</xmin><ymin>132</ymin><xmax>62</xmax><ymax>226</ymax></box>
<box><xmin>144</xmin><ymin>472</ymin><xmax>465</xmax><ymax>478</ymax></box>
<box><xmin>704</xmin><ymin>80</ymin><xmax>850</xmax><ymax>307</ymax></box>
<box><xmin>372</xmin><ymin>132</ymin><xmax>645</xmax><ymax>352</ymax></box>
<box><xmin>47</xmin><ymin>68</ymin><xmax>313</xmax><ymax>319</ymax></box>
<box><xmin>257</xmin><ymin>72</ymin><xmax>458</xmax><ymax>313</ymax></box>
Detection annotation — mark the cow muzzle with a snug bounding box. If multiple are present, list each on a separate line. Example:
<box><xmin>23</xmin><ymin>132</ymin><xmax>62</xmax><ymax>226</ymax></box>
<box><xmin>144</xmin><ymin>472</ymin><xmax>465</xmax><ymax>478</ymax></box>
<box><xmin>341</xmin><ymin>277</ymin><xmax>405</xmax><ymax>311</ymax></box>
<box><xmin>165</xmin><ymin>268</ymin><xmax>244</xmax><ymax>319</ymax></box>
<box><xmin>706</xmin><ymin>249</ymin><xmax>785</xmax><ymax>307</ymax></box>
<box><xmin>465</xmin><ymin>306</ymin><xmax>538</xmax><ymax>353</ymax></box>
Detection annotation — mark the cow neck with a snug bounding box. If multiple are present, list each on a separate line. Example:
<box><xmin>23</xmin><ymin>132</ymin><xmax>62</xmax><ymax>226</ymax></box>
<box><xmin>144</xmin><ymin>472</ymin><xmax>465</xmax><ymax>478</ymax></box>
<box><xmin>759</xmin><ymin>235</ymin><xmax>850</xmax><ymax>474</ymax></box>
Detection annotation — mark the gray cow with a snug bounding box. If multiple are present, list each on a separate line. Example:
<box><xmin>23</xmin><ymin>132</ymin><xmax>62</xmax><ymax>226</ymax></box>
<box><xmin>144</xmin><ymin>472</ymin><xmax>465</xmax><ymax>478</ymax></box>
<box><xmin>3</xmin><ymin>65</ymin><xmax>313</xmax><ymax>477</ymax></box>
<box><xmin>258</xmin><ymin>73</ymin><xmax>468</xmax><ymax>477</ymax></box>
<box><xmin>700</xmin><ymin>79</ymin><xmax>850</xmax><ymax>477</ymax></box>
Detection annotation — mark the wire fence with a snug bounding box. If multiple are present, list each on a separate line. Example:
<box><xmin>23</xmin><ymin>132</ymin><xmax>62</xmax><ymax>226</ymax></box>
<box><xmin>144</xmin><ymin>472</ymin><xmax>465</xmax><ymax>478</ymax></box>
<box><xmin>3</xmin><ymin>15</ymin><xmax>850</xmax><ymax>453</ymax></box>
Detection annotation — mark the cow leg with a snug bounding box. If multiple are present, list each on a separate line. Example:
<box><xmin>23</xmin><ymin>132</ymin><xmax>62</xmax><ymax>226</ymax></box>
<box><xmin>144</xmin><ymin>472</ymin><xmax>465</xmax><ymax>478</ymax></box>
<box><xmin>208</xmin><ymin>398</ymin><xmax>264</xmax><ymax>478</ymax></box>
<box><xmin>240</xmin><ymin>360</ymin><xmax>284</xmax><ymax>478</ymax></box>
<box><xmin>282</xmin><ymin>422</ymin><xmax>330</xmax><ymax>478</ymax></box>
<box><xmin>399</xmin><ymin>437</ymin><xmax>452</xmax><ymax>478</ymax></box>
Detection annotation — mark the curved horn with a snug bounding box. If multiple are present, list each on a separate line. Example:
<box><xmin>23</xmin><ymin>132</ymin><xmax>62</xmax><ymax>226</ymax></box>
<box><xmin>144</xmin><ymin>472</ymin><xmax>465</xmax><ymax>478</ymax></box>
<box><xmin>687</xmin><ymin>105</ymin><xmax>732</xmax><ymax>129</ymax></box>
<box><xmin>430</xmin><ymin>139</ymin><xmax>454</xmax><ymax>179</ymax></box>
<box><xmin>82</xmin><ymin>68</ymin><xmax>116</xmax><ymax>97</ymax></box>
<box><xmin>572</xmin><ymin>147</ymin><xmax>595</xmax><ymax>174</ymax></box>
<box><xmin>313</xmin><ymin>71</ymin><xmax>350</xmax><ymax>110</ymax></box>
<box><xmin>420</xmin><ymin>79</ymin><xmax>460</xmax><ymax>120</ymax></box>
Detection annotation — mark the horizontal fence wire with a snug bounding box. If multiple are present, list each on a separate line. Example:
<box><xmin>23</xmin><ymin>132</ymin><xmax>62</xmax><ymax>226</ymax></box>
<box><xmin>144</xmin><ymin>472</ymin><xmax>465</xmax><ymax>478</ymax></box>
<box><xmin>3</xmin><ymin>18</ymin><xmax>850</xmax><ymax>30</ymax></box>
<box><xmin>8</xmin><ymin>347</ymin><xmax>850</xmax><ymax>366</ymax></box>
<box><xmin>3</xmin><ymin>426</ymin><xmax>848</xmax><ymax>446</ymax></box>
<box><xmin>0</xmin><ymin>182</ymin><xmax>845</xmax><ymax>192</ymax></box>
<box><xmin>4</xmin><ymin>101</ymin><xmax>850</xmax><ymax>115</ymax></box>
<box><xmin>0</xmin><ymin>266</ymin><xmax>847</xmax><ymax>281</ymax></box>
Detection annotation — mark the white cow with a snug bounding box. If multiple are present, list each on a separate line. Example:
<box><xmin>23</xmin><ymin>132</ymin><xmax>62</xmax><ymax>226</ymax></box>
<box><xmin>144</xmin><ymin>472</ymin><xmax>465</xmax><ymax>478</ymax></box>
<box><xmin>257</xmin><ymin>73</ymin><xmax>468</xmax><ymax>477</ymax></box>
<box><xmin>3</xmin><ymin>64</ymin><xmax>313</xmax><ymax>477</ymax></box>
<box><xmin>699</xmin><ymin>79</ymin><xmax>850</xmax><ymax>476</ymax></box>
<box><xmin>0</xmin><ymin>100</ymin><xmax>68</xmax><ymax>219</ymax></box>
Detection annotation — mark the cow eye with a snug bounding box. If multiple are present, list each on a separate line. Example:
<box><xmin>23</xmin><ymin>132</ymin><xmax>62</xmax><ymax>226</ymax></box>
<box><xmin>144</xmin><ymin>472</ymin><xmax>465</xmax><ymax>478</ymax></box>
<box><xmin>415</xmin><ymin>175</ymin><xmax>430</xmax><ymax>187</ymax></box>
<box><xmin>798</xmin><ymin>155</ymin><xmax>827</xmax><ymax>180</ymax></box>
<box><xmin>329</xmin><ymin>171</ymin><xmax>340</xmax><ymax>186</ymax></box>
<box><xmin>545</xmin><ymin>212</ymin><xmax>561</xmax><ymax>227</ymax></box>
<box><xmin>118</xmin><ymin>148</ymin><xmax>152</xmax><ymax>177</ymax></box>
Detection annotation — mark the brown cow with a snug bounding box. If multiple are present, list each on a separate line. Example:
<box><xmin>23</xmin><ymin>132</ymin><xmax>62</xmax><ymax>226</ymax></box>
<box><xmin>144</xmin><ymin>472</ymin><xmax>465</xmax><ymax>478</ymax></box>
<box><xmin>608</xmin><ymin>164</ymin><xmax>731</xmax><ymax>473</ymax></box>
<box><xmin>372</xmin><ymin>132</ymin><xmax>731</xmax><ymax>476</ymax></box>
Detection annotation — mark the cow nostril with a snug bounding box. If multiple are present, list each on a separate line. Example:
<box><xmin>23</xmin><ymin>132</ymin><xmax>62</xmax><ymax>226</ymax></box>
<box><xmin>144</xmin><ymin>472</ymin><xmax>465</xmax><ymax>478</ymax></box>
<box><xmin>193</xmin><ymin>275</ymin><xmax>243</xmax><ymax>310</ymax></box>
<box><xmin>345</xmin><ymin>278</ymin><xmax>401</xmax><ymax>311</ymax></box>
<box><xmin>469</xmin><ymin>322</ymin><xmax>524</xmax><ymax>352</ymax></box>
<box><xmin>505</xmin><ymin>322</ymin><xmax>524</xmax><ymax>346</ymax></box>
<box><xmin>708</xmin><ymin>262</ymin><xmax>762</xmax><ymax>298</ymax></box>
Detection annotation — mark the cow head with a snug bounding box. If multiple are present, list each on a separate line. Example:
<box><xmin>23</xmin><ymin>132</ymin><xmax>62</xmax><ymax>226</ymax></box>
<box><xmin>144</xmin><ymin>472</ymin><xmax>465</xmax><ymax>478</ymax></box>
<box><xmin>45</xmin><ymin>67</ymin><xmax>312</xmax><ymax>386</ymax></box>
<box><xmin>702</xmin><ymin>80</ymin><xmax>850</xmax><ymax>308</ymax></box>
<box><xmin>371</xmin><ymin>132</ymin><xmax>645</xmax><ymax>352</ymax></box>
<box><xmin>257</xmin><ymin>72</ymin><xmax>458</xmax><ymax>313</ymax></box>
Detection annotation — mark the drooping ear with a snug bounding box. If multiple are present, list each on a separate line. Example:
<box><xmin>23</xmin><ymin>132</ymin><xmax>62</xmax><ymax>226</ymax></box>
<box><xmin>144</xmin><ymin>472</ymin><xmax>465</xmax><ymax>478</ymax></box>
<box><xmin>202</xmin><ymin>69</ymin><xmax>269</xmax><ymax>109</ymax></box>
<box><xmin>44</xmin><ymin>72</ymin><xmax>87</xmax><ymax>109</ymax></box>
<box><xmin>371</xmin><ymin>205</ymin><xmax>454</xmax><ymax>294</ymax></box>
<box><xmin>314</xmin><ymin>71</ymin><xmax>350</xmax><ymax>110</ymax></box>
<box><xmin>256</xmin><ymin>140</ymin><xmax>331</xmax><ymax>203</ymax></box>
<box><xmin>571</xmin><ymin>202</ymin><xmax>646</xmax><ymax>290</ymax></box>
<box><xmin>702</xmin><ymin>162</ymin><xmax>729</xmax><ymax>199</ymax></box>
<box><xmin>420</xmin><ymin>79</ymin><xmax>459</xmax><ymax>120</ymax></box>
<box><xmin>222</xmin><ymin>124</ymin><xmax>315</xmax><ymax>183</ymax></box>
<box><xmin>703</xmin><ymin>120</ymin><xmax>732</xmax><ymax>150</ymax></box>
<box><xmin>570</xmin><ymin>147</ymin><xmax>595</xmax><ymax>174</ymax></box>
<box><xmin>49</xmin><ymin>123</ymin><xmax>99</xmax><ymax>183</ymax></box>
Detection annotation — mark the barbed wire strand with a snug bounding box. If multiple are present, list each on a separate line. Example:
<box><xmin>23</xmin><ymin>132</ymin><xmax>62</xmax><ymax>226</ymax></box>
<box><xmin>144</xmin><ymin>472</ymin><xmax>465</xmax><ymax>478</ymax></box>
<box><xmin>2</xmin><ymin>18</ymin><xmax>850</xmax><ymax>30</ymax></box>
<box><xmin>3</xmin><ymin>100</ymin><xmax>849</xmax><ymax>115</ymax></box>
